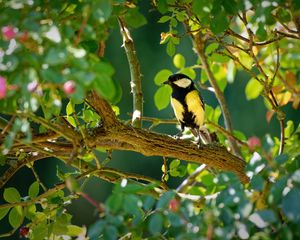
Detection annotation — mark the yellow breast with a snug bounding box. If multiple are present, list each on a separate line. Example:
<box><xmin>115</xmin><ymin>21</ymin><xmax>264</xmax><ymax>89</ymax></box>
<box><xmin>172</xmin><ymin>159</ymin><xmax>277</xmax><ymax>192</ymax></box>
<box><xmin>170</xmin><ymin>98</ymin><xmax>184</xmax><ymax>122</ymax></box>
<box><xmin>185</xmin><ymin>90</ymin><xmax>205</xmax><ymax>127</ymax></box>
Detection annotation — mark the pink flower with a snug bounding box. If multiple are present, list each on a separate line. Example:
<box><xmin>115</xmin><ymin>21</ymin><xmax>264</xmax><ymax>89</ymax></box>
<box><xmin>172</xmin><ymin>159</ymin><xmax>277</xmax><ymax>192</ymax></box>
<box><xmin>0</xmin><ymin>76</ymin><xmax>7</xmax><ymax>99</ymax></box>
<box><xmin>247</xmin><ymin>136</ymin><xmax>261</xmax><ymax>150</ymax></box>
<box><xmin>63</xmin><ymin>80</ymin><xmax>76</xmax><ymax>94</ymax></box>
<box><xmin>2</xmin><ymin>26</ymin><xmax>17</xmax><ymax>40</ymax></box>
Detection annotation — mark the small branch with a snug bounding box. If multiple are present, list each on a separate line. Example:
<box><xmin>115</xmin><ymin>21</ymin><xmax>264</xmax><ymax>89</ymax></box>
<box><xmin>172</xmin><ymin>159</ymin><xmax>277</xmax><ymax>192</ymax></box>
<box><xmin>74</xmin><ymin>11</ymin><xmax>89</xmax><ymax>47</ymax></box>
<box><xmin>118</xmin><ymin>17</ymin><xmax>143</xmax><ymax>128</ymax></box>
<box><xmin>176</xmin><ymin>164</ymin><xmax>206</xmax><ymax>193</ymax></box>
<box><xmin>189</xmin><ymin>30</ymin><xmax>241</xmax><ymax>157</ymax></box>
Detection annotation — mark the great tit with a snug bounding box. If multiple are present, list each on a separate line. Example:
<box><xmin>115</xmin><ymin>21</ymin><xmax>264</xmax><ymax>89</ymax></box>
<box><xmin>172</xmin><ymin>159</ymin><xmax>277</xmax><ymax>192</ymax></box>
<box><xmin>164</xmin><ymin>73</ymin><xmax>205</xmax><ymax>143</ymax></box>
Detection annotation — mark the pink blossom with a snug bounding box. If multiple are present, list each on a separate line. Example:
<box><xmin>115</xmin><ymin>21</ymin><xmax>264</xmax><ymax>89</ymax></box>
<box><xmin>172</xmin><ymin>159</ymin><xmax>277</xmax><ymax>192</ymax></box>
<box><xmin>63</xmin><ymin>80</ymin><xmax>76</xmax><ymax>94</ymax></box>
<box><xmin>247</xmin><ymin>136</ymin><xmax>261</xmax><ymax>150</ymax></box>
<box><xmin>2</xmin><ymin>26</ymin><xmax>17</xmax><ymax>40</ymax></box>
<box><xmin>0</xmin><ymin>76</ymin><xmax>7</xmax><ymax>99</ymax></box>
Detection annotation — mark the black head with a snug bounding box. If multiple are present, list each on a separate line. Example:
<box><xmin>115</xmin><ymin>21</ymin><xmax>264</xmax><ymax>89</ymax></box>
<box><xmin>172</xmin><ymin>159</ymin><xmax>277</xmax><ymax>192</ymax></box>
<box><xmin>163</xmin><ymin>73</ymin><xmax>193</xmax><ymax>89</ymax></box>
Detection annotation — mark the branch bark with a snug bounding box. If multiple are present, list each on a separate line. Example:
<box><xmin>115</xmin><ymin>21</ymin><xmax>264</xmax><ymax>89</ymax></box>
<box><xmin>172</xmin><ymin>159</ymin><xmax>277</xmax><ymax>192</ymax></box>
<box><xmin>86</xmin><ymin>93</ymin><xmax>248</xmax><ymax>183</ymax></box>
<box><xmin>118</xmin><ymin>17</ymin><xmax>143</xmax><ymax>128</ymax></box>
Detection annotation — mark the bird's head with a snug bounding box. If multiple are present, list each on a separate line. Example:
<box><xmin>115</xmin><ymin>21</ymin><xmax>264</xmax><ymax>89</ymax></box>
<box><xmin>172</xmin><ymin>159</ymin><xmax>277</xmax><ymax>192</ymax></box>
<box><xmin>163</xmin><ymin>73</ymin><xmax>193</xmax><ymax>89</ymax></box>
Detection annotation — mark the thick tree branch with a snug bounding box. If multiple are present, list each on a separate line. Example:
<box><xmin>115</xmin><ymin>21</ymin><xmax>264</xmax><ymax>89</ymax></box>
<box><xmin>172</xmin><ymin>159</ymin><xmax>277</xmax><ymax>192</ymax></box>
<box><xmin>118</xmin><ymin>17</ymin><xmax>143</xmax><ymax>128</ymax></box>
<box><xmin>85</xmin><ymin>95</ymin><xmax>248</xmax><ymax>183</ymax></box>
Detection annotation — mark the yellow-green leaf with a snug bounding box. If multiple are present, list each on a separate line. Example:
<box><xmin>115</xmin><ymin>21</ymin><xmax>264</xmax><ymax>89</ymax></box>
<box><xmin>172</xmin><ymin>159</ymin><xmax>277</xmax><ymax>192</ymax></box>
<box><xmin>4</xmin><ymin>187</ymin><xmax>21</xmax><ymax>203</ymax></box>
<box><xmin>245</xmin><ymin>78</ymin><xmax>263</xmax><ymax>100</ymax></box>
<box><xmin>28</xmin><ymin>181</ymin><xmax>39</xmax><ymax>199</ymax></box>
<box><xmin>154</xmin><ymin>69</ymin><xmax>173</xmax><ymax>85</ymax></box>
<box><xmin>173</xmin><ymin>54</ymin><xmax>185</xmax><ymax>69</ymax></box>
<box><xmin>154</xmin><ymin>85</ymin><xmax>172</xmax><ymax>110</ymax></box>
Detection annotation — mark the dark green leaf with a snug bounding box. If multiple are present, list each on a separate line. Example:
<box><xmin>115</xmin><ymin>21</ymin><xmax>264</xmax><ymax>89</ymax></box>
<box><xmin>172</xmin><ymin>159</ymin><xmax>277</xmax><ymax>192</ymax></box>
<box><xmin>148</xmin><ymin>213</ymin><xmax>163</xmax><ymax>234</ymax></box>
<box><xmin>92</xmin><ymin>0</ymin><xmax>112</xmax><ymax>23</ymax></box>
<box><xmin>166</xmin><ymin>40</ymin><xmax>175</xmax><ymax>56</ymax></box>
<box><xmin>282</xmin><ymin>188</ymin><xmax>300</xmax><ymax>222</ymax></box>
<box><xmin>157</xmin><ymin>0</ymin><xmax>168</xmax><ymax>14</ymax></box>
<box><xmin>125</xmin><ymin>8</ymin><xmax>147</xmax><ymax>28</ymax></box>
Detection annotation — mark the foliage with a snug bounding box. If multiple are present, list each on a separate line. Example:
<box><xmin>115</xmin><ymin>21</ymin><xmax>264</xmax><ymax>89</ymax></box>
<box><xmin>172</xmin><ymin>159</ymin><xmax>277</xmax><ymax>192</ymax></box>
<box><xmin>0</xmin><ymin>0</ymin><xmax>300</xmax><ymax>239</ymax></box>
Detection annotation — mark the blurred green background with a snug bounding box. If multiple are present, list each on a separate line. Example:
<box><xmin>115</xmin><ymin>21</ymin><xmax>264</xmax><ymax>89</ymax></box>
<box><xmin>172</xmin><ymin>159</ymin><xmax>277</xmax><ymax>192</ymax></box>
<box><xmin>1</xmin><ymin>1</ymin><xmax>300</xmax><ymax>237</ymax></box>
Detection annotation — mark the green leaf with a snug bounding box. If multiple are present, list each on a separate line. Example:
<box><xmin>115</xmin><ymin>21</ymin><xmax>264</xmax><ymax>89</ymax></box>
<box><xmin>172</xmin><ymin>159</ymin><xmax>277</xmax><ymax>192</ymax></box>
<box><xmin>285</xmin><ymin>120</ymin><xmax>294</xmax><ymax>138</ymax></box>
<box><xmin>67</xmin><ymin>225</ymin><xmax>85</xmax><ymax>237</ymax></box>
<box><xmin>4</xmin><ymin>187</ymin><xmax>21</xmax><ymax>203</ymax></box>
<box><xmin>210</xmin><ymin>12</ymin><xmax>229</xmax><ymax>34</ymax></box>
<box><xmin>92</xmin><ymin>0</ymin><xmax>112</xmax><ymax>23</ymax></box>
<box><xmin>275</xmin><ymin>154</ymin><xmax>289</xmax><ymax>165</ymax></box>
<box><xmin>157</xmin><ymin>191</ymin><xmax>175</xmax><ymax>209</ymax></box>
<box><xmin>205</xmin><ymin>43</ymin><xmax>219</xmax><ymax>55</ymax></box>
<box><xmin>227</xmin><ymin>60</ymin><xmax>236</xmax><ymax>83</ymax></box>
<box><xmin>9</xmin><ymin>206</ymin><xmax>23</xmax><ymax>228</ymax></box>
<box><xmin>28</xmin><ymin>181</ymin><xmax>39</xmax><ymax>199</ymax></box>
<box><xmin>93</xmin><ymin>75</ymin><xmax>117</xmax><ymax>103</ymax></box>
<box><xmin>170</xmin><ymin>159</ymin><xmax>180</xmax><ymax>169</ymax></box>
<box><xmin>245</xmin><ymin>78</ymin><xmax>263</xmax><ymax>100</ymax></box>
<box><xmin>103</xmin><ymin>225</ymin><xmax>118</xmax><ymax>240</ymax></box>
<box><xmin>282</xmin><ymin>188</ymin><xmax>300</xmax><ymax>222</ymax></box>
<box><xmin>154</xmin><ymin>69</ymin><xmax>173</xmax><ymax>85</ymax></box>
<box><xmin>45</xmin><ymin>48</ymin><xmax>67</xmax><ymax>66</ymax></box>
<box><xmin>154</xmin><ymin>85</ymin><xmax>172</xmax><ymax>110</ymax></box>
<box><xmin>173</xmin><ymin>54</ymin><xmax>185</xmax><ymax>69</ymax></box>
<box><xmin>222</xmin><ymin>0</ymin><xmax>237</xmax><ymax>14</ymax></box>
<box><xmin>158</xmin><ymin>16</ymin><xmax>171</xmax><ymax>23</ymax></box>
<box><xmin>166</xmin><ymin>40</ymin><xmax>175</xmax><ymax>56</ymax></box>
<box><xmin>0</xmin><ymin>207</ymin><xmax>10</xmax><ymax>221</ymax></box>
<box><xmin>157</xmin><ymin>0</ymin><xmax>168</xmax><ymax>14</ymax></box>
<box><xmin>125</xmin><ymin>8</ymin><xmax>147</xmax><ymax>28</ymax></box>
<box><xmin>148</xmin><ymin>213</ymin><xmax>163</xmax><ymax>234</ymax></box>
<box><xmin>106</xmin><ymin>193</ymin><xmax>123</xmax><ymax>213</ymax></box>
<box><xmin>66</xmin><ymin>101</ymin><xmax>75</xmax><ymax>116</ymax></box>
<box><xmin>181</xmin><ymin>68</ymin><xmax>196</xmax><ymax>80</ymax></box>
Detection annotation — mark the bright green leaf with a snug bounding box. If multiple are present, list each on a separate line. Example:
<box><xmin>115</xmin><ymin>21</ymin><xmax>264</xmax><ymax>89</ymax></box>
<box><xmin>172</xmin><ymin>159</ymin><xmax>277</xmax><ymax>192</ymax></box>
<box><xmin>67</xmin><ymin>225</ymin><xmax>85</xmax><ymax>237</ymax></box>
<box><xmin>158</xmin><ymin>16</ymin><xmax>171</xmax><ymax>23</ymax></box>
<box><xmin>0</xmin><ymin>207</ymin><xmax>10</xmax><ymax>221</ymax></box>
<box><xmin>154</xmin><ymin>85</ymin><xmax>172</xmax><ymax>110</ymax></box>
<box><xmin>9</xmin><ymin>206</ymin><xmax>23</xmax><ymax>228</ymax></box>
<box><xmin>181</xmin><ymin>68</ymin><xmax>196</xmax><ymax>80</ymax></box>
<box><xmin>205</xmin><ymin>43</ymin><xmax>219</xmax><ymax>55</ymax></box>
<box><xmin>245</xmin><ymin>78</ymin><xmax>263</xmax><ymax>100</ymax></box>
<box><xmin>154</xmin><ymin>69</ymin><xmax>173</xmax><ymax>85</ymax></box>
<box><xmin>4</xmin><ymin>187</ymin><xmax>21</xmax><ymax>203</ymax></box>
<box><xmin>173</xmin><ymin>54</ymin><xmax>185</xmax><ymax>69</ymax></box>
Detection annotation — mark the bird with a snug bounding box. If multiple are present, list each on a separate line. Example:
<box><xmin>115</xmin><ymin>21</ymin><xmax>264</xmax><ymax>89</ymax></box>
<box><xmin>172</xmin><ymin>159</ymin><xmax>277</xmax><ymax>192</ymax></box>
<box><xmin>164</xmin><ymin>73</ymin><xmax>207</xmax><ymax>144</ymax></box>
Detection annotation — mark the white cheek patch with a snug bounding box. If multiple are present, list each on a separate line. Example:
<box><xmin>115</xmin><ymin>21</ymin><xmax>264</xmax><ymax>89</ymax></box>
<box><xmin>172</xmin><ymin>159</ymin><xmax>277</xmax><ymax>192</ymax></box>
<box><xmin>173</xmin><ymin>78</ymin><xmax>192</xmax><ymax>88</ymax></box>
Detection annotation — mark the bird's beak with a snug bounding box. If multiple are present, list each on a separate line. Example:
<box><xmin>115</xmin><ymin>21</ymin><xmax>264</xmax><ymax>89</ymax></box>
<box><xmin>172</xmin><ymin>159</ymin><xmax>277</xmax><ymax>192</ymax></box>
<box><xmin>163</xmin><ymin>80</ymin><xmax>170</xmax><ymax>85</ymax></box>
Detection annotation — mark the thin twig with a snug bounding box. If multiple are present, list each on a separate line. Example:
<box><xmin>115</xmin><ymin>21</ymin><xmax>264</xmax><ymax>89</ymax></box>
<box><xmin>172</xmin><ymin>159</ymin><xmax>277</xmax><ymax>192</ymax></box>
<box><xmin>118</xmin><ymin>17</ymin><xmax>143</xmax><ymax>128</ymax></box>
<box><xmin>176</xmin><ymin>164</ymin><xmax>206</xmax><ymax>193</ymax></box>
